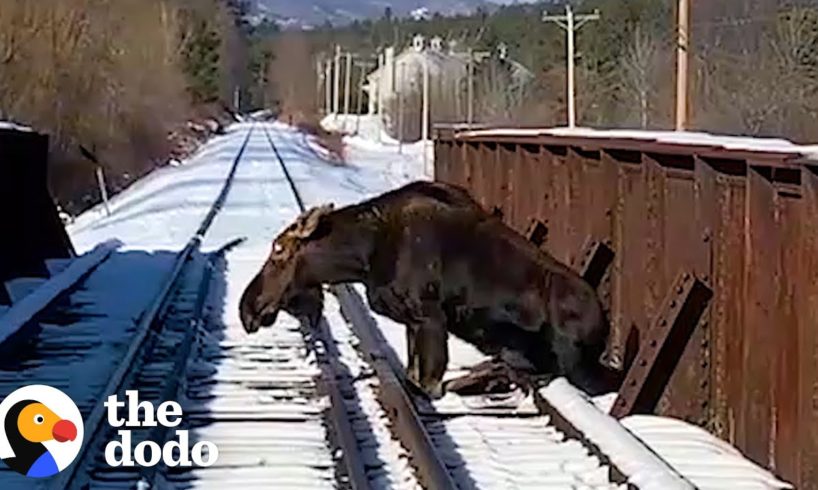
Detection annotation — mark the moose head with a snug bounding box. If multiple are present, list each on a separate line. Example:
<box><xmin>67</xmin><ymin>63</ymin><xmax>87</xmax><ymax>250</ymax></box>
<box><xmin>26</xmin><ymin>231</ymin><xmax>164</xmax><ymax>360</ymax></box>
<box><xmin>239</xmin><ymin>204</ymin><xmax>335</xmax><ymax>333</ymax></box>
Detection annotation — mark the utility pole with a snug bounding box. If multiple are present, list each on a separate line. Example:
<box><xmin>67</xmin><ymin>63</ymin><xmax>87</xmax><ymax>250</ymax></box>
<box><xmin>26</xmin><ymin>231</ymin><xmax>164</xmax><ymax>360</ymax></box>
<box><xmin>675</xmin><ymin>0</ymin><xmax>689</xmax><ymax>131</ymax></box>
<box><xmin>344</xmin><ymin>52</ymin><xmax>352</xmax><ymax>116</ymax></box>
<box><xmin>422</xmin><ymin>55</ymin><xmax>430</xmax><ymax>175</ymax></box>
<box><xmin>455</xmin><ymin>69</ymin><xmax>462</xmax><ymax>122</ymax></box>
<box><xmin>377</xmin><ymin>49</ymin><xmax>385</xmax><ymax>142</ymax></box>
<box><xmin>333</xmin><ymin>45</ymin><xmax>341</xmax><ymax>115</ymax></box>
<box><xmin>465</xmin><ymin>48</ymin><xmax>490</xmax><ymax>127</ymax></box>
<box><xmin>398</xmin><ymin>62</ymin><xmax>405</xmax><ymax>154</ymax></box>
<box><xmin>356</xmin><ymin>64</ymin><xmax>365</xmax><ymax>135</ymax></box>
<box><xmin>316</xmin><ymin>58</ymin><xmax>323</xmax><ymax>114</ymax></box>
<box><xmin>543</xmin><ymin>5</ymin><xmax>600</xmax><ymax>128</ymax></box>
<box><xmin>354</xmin><ymin>58</ymin><xmax>375</xmax><ymax>135</ymax></box>
<box><xmin>324</xmin><ymin>59</ymin><xmax>332</xmax><ymax>115</ymax></box>
<box><xmin>467</xmin><ymin>47</ymin><xmax>473</xmax><ymax>126</ymax></box>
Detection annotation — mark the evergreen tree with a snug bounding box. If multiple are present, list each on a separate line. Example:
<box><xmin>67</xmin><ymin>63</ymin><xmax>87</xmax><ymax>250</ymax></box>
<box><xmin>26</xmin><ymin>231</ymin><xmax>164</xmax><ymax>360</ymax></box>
<box><xmin>183</xmin><ymin>18</ymin><xmax>223</xmax><ymax>103</ymax></box>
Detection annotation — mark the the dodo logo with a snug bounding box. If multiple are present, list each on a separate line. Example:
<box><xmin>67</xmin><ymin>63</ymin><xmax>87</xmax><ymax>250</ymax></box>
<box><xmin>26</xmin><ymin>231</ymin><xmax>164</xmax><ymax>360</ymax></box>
<box><xmin>0</xmin><ymin>385</ymin><xmax>83</xmax><ymax>478</ymax></box>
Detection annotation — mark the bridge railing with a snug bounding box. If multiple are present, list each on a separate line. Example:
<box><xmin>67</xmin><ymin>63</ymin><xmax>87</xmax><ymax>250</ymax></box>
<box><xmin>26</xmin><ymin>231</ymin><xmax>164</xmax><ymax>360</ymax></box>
<box><xmin>433</xmin><ymin>124</ymin><xmax>818</xmax><ymax>490</ymax></box>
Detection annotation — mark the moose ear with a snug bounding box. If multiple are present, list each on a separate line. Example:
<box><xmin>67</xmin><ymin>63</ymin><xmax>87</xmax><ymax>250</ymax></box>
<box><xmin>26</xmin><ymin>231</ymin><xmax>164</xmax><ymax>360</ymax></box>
<box><xmin>295</xmin><ymin>204</ymin><xmax>334</xmax><ymax>239</ymax></box>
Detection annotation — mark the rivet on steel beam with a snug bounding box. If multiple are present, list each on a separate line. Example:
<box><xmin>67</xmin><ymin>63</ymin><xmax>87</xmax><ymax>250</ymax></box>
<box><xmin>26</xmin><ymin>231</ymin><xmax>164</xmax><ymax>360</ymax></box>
<box><xmin>605</xmin><ymin>209</ymin><xmax>612</xmax><ymax>217</ymax></box>
<box><xmin>639</xmin><ymin>359</ymin><xmax>648</xmax><ymax>367</ymax></box>
<box><xmin>683</xmin><ymin>272</ymin><xmax>691</xmax><ymax>282</ymax></box>
<box><xmin>676</xmin><ymin>286</ymin><xmax>684</xmax><ymax>294</ymax></box>
<box><xmin>670</xmin><ymin>300</ymin><xmax>678</xmax><ymax>309</ymax></box>
<box><xmin>660</xmin><ymin>319</ymin><xmax>668</xmax><ymax>327</ymax></box>
<box><xmin>650</xmin><ymin>340</ymin><xmax>657</xmax><ymax>348</ymax></box>
<box><xmin>629</xmin><ymin>379</ymin><xmax>637</xmax><ymax>387</ymax></box>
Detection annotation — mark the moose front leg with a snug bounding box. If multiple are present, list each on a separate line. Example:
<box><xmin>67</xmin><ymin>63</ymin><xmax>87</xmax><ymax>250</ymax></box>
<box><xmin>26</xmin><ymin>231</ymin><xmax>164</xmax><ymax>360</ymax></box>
<box><xmin>406</xmin><ymin>325</ymin><xmax>420</xmax><ymax>387</ymax></box>
<box><xmin>414</xmin><ymin>308</ymin><xmax>449</xmax><ymax>400</ymax></box>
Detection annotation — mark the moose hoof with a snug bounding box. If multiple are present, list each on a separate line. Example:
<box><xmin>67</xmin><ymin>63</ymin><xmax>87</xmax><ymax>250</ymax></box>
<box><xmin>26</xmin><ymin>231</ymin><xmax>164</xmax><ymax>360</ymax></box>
<box><xmin>422</xmin><ymin>381</ymin><xmax>445</xmax><ymax>400</ymax></box>
<box><xmin>406</xmin><ymin>365</ymin><xmax>421</xmax><ymax>387</ymax></box>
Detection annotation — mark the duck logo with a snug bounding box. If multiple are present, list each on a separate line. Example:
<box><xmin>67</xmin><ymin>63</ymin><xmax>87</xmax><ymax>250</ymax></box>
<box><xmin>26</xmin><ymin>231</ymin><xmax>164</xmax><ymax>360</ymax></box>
<box><xmin>0</xmin><ymin>385</ymin><xmax>83</xmax><ymax>478</ymax></box>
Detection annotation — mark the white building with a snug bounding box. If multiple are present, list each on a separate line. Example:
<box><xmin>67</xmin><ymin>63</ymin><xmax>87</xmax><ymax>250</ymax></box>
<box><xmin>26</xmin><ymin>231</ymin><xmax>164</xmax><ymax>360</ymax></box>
<box><xmin>364</xmin><ymin>35</ymin><xmax>469</xmax><ymax>116</ymax></box>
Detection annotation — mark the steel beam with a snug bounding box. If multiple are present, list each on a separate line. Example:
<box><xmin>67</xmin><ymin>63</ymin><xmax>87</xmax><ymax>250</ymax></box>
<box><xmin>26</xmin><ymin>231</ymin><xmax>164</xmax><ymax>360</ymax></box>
<box><xmin>610</xmin><ymin>271</ymin><xmax>713</xmax><ymax>419</ymax></box>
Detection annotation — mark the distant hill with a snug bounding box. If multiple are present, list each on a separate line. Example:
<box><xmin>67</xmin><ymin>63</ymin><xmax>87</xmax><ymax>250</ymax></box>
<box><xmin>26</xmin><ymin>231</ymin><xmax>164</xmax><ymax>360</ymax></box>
<box><xmin>253</xmin><ymin>0</ymin><xmax>546</xmax><ymax>29</ymax></box>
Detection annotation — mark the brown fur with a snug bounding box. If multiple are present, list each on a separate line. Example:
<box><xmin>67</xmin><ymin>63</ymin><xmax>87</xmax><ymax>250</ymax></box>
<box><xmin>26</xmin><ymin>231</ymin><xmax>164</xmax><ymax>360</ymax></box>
<box><xmin>239</xmin><ymin>181</ymin><xmax>610</xmax><ymax>398</ymax></box>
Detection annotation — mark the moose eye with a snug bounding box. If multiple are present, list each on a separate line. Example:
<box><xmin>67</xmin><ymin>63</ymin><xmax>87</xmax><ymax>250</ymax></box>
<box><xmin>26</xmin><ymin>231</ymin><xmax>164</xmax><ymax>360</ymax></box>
<box><xmin>33</xmin><ymin>414</ymin><xmax>44</xmax><ymax>425</ymax></box>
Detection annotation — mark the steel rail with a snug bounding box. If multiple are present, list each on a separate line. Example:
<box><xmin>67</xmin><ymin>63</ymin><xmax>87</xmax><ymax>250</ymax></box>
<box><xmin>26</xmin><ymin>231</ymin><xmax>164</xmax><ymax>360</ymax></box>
<box><xmin>262</xmin><ymin>126</ymin><xmax>370</xmax><ymax>490</ymax></box>
<box><xmin>137</xmin><ymin>240</ymin><xmax>247</xmax><ymax>487</ymax></box>
<box><xmin>51</xmin><ymin>124</ymin><xmax>256</xmax><ymax>490</ymax></box>
<box><xmin>262</xmin><ymin>125</ymin><xmax>457</xmax><ymax>490</ymax></box>
<box><xmin>304</xmin><ymin>316</ymin><xmax>372</xmax><ymax>490</ymax></box>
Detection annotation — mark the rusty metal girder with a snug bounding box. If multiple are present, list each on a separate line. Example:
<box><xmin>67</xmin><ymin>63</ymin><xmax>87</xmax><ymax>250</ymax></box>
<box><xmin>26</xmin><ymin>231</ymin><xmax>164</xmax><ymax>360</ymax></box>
<box><xmin>576</xmin><ymin>237</ymin><xmax>615</xmax><ymax>289</ymax></box>
<box><xmin>526</xmin><ymin>219</ymin><xmax>549</xmax><ymax>248</ymax></box>
<box><xmin>610</xmin><ymin>271</ymin><xmax>713</xmax><ymax>419</ymax></box>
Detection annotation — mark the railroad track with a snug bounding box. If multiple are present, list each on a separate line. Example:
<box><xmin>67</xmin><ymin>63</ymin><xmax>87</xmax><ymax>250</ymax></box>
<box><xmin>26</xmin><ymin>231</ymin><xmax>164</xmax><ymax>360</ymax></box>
<box><xmin>47</xmin><ymin>126</ymin><xmax>255</xmax><ymax>490</ymax></box>
<box><xmin>0</xmin><ymin>126</ymin><xmax>255</xmax><ymax>489</ymax></box>
<box><xmin>0</xmin><ymin>122</ymin><xmax>684</xmax><ymax>490</ymax></box>
<box><xmin>261</xmin><ymin>124</ymin><xmax>637</xmax><ymax>490</ymax></box>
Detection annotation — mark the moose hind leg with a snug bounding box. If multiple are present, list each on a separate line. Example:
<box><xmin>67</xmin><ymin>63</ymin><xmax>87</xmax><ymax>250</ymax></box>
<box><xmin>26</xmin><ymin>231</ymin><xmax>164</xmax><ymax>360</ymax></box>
<box><xmin>552</xmin><ymin>331</ymin><xmax>608</xmax><ymax>394</ymax></box>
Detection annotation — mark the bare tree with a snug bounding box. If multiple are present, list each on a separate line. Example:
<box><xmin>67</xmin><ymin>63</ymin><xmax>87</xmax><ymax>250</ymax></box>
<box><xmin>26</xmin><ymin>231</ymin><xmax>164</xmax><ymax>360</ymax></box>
<box><xmin>0</xmin><ymin>0</ymin><xmax>244</xmax><ymax>212</ymax></box>
<box><xmin>692</xmin><ymin>5</ymin><xmax>818</xmax><ymax>140</ymax></box>
<box><xmin>267</xmin><ymin>31</ymin><xmax>319</xmax><ymax>123</ymax></box>
<box><xmin>619</xmin><ymin>24</ymin><xmax>666</xmax><ymax>129</ymax></box>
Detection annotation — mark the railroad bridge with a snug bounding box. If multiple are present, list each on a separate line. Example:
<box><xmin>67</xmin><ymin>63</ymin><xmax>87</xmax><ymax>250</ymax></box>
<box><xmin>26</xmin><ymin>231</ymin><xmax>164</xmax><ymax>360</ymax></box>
<box><xmin>434</xmin><ymin>124</ymin><xmax>818</xmax><ymax>489</ymax></box>
<box><xmin>0</xmin><ymin>117</ymin><xmax>805</xmax><ymax>489</ymax></box>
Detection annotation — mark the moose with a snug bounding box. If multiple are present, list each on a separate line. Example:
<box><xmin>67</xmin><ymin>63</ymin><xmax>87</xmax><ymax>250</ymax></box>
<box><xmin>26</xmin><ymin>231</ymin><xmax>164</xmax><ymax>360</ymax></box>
<box><xmin>239</xmin><ymin>181</ymin><xmax>611</xmax><ymax>398</ymax></box>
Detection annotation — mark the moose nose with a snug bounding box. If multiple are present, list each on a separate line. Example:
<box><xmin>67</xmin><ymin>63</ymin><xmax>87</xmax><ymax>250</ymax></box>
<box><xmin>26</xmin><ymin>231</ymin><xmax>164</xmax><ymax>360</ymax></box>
<box><xmin>243</xmin><ymin>315</ymin><xmax>260</xmax><ymax>333</ymax></box>
<box><xmin>52</xmin><ymin>419</ymin><xmax>77</xmax><ymax>442</ymax></box>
